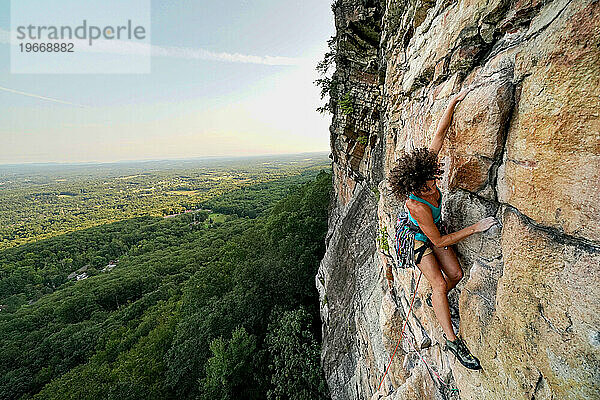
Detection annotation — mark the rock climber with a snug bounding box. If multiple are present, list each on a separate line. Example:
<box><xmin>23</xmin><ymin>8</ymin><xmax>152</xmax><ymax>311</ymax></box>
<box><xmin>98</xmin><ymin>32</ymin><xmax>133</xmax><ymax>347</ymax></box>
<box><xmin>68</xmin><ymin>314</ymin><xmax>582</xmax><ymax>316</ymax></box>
<box><xmin>388</xmin><ymin>86</ymin><xmax>498</xmax><ymax>370</ymax></box>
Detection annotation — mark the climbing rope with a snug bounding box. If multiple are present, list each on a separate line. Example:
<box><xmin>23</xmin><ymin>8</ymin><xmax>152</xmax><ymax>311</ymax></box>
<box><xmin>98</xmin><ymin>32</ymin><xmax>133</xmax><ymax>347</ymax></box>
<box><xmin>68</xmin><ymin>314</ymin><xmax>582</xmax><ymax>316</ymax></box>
<box><xmin>377</xmin><ymin>269</ymin><xmax>459</xmax><ymax>393</ymax></box>
<box><xmin>377</xmin><ymin>270</ymin><xmax>422</xmax><ymax>391</ymax></box>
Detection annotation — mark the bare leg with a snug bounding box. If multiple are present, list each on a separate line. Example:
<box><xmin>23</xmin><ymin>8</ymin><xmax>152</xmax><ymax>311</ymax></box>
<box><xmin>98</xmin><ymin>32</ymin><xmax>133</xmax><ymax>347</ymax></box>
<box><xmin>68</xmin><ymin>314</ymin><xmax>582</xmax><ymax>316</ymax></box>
<box><xmin>431</xmin><ymin>245</ymin><xmax>463</xmax><ymax>291</ymax></box>
<box><xmin>416</xmin><ymin>253</ymin><xmax>457</xmax><ymax>341</ymax></box>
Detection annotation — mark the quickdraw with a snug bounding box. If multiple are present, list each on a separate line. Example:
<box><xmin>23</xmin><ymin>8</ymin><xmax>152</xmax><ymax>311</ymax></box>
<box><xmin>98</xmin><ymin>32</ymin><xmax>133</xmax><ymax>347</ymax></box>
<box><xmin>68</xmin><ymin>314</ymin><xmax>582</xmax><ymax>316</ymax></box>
<box><xmin>394</xmin><ymin>211</ymin><xmax>418</xmax><ymax>270</ymax></box>
<box><xmin>394</xmin><ymin>210</ymin><xmax>448</xmax><ymax>270</ymax></box>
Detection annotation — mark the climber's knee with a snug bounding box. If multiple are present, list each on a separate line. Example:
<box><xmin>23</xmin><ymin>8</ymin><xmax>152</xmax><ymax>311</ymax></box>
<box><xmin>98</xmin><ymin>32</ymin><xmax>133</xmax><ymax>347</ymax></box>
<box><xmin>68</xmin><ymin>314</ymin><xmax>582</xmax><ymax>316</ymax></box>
<box><xmin>449</xmin><ymin>268</ymin><xmax>463</xmax><ymax>283</ymax></box>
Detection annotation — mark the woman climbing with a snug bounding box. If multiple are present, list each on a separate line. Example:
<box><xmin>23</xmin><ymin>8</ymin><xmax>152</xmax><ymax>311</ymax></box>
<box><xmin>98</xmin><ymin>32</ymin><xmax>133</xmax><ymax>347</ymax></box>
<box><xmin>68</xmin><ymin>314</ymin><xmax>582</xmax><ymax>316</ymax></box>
<box><xmin>388</xmin><ymin>86</ymin><xmax>498</xmax><ymax>371</ymax></box>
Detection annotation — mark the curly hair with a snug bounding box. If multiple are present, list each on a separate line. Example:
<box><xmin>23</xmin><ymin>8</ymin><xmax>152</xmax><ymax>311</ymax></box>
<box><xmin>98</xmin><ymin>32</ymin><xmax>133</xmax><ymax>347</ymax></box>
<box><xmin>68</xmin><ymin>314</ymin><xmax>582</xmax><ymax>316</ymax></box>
<box><xmin>388</xmin><ymin>147</ymin><xmax>444</xmax><ymax>200</ymax></box>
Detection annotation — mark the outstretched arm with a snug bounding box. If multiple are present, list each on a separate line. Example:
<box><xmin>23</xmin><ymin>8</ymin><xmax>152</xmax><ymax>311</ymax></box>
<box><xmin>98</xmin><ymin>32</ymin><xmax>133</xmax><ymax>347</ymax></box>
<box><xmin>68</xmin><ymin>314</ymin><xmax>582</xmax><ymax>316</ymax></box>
<box><xmin>408</xmin><ymin>201</ymin><xmax>498</xmax><ymax>247</ymax></box>
<box><xmin>428</xmin><ymin>87</ymin><xmax>471</xmax><ymax>156</ymax></box>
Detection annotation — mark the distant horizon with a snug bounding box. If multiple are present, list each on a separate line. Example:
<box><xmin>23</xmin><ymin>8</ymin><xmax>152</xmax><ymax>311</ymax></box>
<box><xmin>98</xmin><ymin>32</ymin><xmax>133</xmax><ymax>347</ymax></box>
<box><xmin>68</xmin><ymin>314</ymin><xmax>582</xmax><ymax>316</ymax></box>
<box><xmin>0</xmin><ymin>149</ymin><xmax>331</xmax><ymax>168</ymax></box>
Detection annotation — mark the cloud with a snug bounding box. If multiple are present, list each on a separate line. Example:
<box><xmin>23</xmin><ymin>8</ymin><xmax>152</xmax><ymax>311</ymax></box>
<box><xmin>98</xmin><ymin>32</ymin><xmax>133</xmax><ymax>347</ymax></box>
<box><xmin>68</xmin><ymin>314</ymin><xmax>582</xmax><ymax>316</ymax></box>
<box><xmin>151</xmin><ymin>45</ymin><xmax>300</xmax><ymax>66</ymax></box>
<box><xmin>0</xmin><ymin>86</ymin><xmax>89</xmax><ymax>107</ymax></box>
<box><xmin>0</xmin><ymin>28</ymin><xmax>301</xmax><ymax>66</ymax></box>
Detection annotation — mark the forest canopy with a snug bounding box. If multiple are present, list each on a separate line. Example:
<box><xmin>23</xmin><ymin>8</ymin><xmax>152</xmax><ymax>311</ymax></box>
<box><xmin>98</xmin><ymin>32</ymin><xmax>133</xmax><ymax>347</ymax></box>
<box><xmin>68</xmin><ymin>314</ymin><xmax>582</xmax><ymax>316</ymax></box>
<box><xmin>0</xmin><ymin>156</ymin><xmax>332</xmax><ymax>400</ymax></box>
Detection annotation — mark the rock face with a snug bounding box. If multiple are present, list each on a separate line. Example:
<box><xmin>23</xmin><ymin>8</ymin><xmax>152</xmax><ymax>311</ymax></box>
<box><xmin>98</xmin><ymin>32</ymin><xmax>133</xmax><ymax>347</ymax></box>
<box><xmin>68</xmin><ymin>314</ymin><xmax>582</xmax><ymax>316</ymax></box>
<box><xmin>316</xmin><ymin>0</ymin><xmax>600</xmax><ymax>399</ymax></box>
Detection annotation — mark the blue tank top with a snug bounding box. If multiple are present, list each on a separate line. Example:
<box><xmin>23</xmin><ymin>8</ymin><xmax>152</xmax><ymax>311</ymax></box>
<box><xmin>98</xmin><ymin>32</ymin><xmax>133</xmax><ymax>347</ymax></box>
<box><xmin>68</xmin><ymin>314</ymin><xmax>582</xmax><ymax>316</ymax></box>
<box><xmin>407</xmin><ymin>186</ymin><xmax>442</xmax><ymax>242</ymax></box>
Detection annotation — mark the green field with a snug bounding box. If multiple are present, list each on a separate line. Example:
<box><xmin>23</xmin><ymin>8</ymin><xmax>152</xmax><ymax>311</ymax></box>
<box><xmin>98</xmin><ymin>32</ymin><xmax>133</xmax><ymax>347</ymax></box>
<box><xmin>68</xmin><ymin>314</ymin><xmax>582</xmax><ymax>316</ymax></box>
<box><xmin>0</xmin><ymin>152</ymin><xmax>330</xmax><ymax>250</ymax></box>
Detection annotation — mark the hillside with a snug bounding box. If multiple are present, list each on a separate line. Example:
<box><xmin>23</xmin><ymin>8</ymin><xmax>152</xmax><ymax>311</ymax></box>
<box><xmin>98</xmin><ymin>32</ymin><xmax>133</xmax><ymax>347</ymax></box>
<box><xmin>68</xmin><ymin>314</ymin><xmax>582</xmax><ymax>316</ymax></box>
<box><xmin>0</xmin><ymin>163</ymin><xmax>332</xmax><ymax>399</ymax></box>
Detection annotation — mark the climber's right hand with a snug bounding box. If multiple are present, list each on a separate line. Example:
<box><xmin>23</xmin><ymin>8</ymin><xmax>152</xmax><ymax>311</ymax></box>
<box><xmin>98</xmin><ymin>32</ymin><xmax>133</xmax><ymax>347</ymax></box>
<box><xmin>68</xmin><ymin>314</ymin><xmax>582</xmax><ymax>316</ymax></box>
<box><xmin>474</xmin><ymin>216</ymin><xmax>498</xmax><ymax>233</ymax></box>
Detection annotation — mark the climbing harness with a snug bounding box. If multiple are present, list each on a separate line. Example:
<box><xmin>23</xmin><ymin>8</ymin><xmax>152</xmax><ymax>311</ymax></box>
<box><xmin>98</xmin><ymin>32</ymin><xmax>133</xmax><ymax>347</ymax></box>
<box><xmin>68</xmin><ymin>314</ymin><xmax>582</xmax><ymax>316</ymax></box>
<box><xmin>377</xmin><ymin>268</ymin><xmax>459</xmax><ymax>393</ymax></box>
<box><xmin>394</xmin><ymin>210</ymin><xmax>447</xmax><ymax>270</ymax></box>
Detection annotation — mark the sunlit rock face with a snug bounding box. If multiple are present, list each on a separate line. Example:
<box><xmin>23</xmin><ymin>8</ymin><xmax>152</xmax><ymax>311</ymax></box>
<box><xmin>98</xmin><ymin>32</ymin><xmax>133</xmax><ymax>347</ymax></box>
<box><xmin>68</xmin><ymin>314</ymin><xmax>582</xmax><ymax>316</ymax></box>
<box><xmin>316</xmin><ymin>0</ymin><xmax>600</xmax><ymax>399</ymax></box>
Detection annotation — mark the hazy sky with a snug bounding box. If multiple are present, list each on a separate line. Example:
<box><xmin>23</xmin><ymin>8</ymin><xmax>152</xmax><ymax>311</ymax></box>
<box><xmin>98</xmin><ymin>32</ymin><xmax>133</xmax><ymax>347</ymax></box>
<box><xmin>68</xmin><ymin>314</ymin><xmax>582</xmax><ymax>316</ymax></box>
<box><xmin>0</xmin><ymin>0</ymin><xmax>335</xmax><ymax>164</ymax></box>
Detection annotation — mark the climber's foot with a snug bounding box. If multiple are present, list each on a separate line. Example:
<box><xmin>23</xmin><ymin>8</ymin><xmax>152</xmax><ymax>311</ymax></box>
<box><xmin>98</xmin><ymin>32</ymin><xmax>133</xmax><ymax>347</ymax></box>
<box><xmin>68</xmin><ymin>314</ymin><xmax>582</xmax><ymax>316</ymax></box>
<box><xmin>426</xmin><ymin>292</ymin><xmax>432</xmax><ymax>308</ymax></box>
<box><xmin>444</xmin><ymin>333</ymin><xmax>482</xmax><ymax>370</ymax></box>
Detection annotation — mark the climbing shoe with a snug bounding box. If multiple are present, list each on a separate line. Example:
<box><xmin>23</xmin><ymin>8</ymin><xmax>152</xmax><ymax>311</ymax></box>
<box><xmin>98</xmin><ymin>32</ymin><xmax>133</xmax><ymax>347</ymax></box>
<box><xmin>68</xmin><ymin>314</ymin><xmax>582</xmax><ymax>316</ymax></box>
<box><xmin>444</xmin><ymin>334</ymin><xmax>482</xmax><ymax>370</ymax></box>
<box><xmin>426</xmin><ymin>292</ymin><xmax>433</xmax><ymax>307</ymax></box>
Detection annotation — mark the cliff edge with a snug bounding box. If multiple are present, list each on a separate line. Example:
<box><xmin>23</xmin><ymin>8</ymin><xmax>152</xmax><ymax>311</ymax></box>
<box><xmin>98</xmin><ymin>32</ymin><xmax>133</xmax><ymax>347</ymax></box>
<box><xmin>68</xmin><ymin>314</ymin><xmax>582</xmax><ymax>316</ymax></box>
<box><xmin>316</xmin><ymin>0</ymin><xmax>600</xmax><ymax>399</ymax></box>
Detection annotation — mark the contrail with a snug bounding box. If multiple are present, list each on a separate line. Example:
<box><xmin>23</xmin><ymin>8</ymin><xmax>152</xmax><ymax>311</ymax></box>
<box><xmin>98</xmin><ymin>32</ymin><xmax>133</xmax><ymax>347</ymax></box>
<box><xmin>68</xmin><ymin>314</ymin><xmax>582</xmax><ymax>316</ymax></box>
<box><xmin>0</xmin><ymin>86</ymin><xmax>88</xmax><ymax>107</ymax></box>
